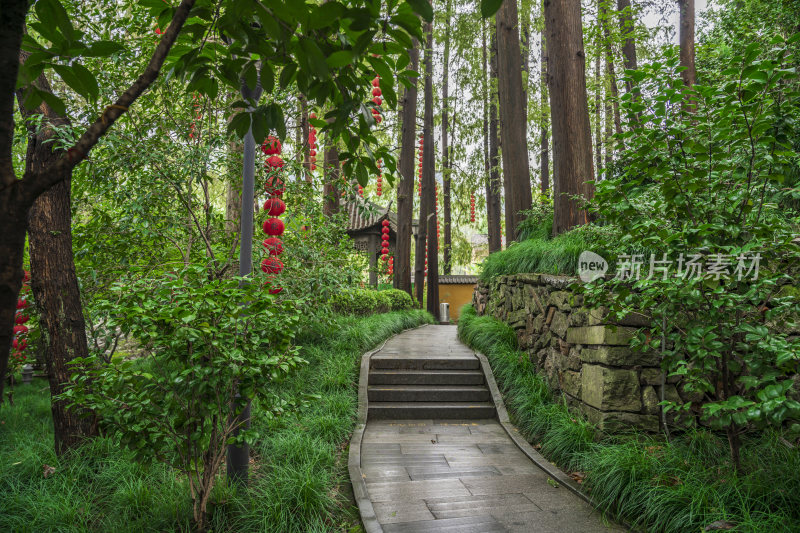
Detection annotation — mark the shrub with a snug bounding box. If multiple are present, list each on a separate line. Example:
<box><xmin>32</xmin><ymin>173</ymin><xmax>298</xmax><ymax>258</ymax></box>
<box><xmin>380</xmin><ymin>289</ymin><xmax>416</xmax><ymax>311</ymax></box>
<box><xmin>329</xmin><ymin>288</ymin><xmax>416</xmax><ymax>315</ymax></box>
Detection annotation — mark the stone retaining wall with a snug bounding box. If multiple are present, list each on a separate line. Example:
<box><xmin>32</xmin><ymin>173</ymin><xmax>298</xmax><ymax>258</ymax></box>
<box><xmin>472</xmin><ymin>274</ymin><xmax>699</xmax><ymax>432</ymax></box>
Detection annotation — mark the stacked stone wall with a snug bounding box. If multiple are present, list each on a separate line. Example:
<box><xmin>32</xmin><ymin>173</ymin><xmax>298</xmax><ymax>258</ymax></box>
<box><xmin>473</xmin><ymin>274</ymin><xmax>700</xmax><ymax>432</ymax></box>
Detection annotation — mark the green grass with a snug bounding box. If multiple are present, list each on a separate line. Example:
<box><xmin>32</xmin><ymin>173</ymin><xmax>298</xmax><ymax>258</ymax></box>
<box><xmin>0</xmin><ymin>309</ymin><xmax>433</xmax><ymax>533</ymax></box>
<box><xmin>458</xmin><ymin>304</ymin><xmax>800</xmax><ymax>533</ymax></box>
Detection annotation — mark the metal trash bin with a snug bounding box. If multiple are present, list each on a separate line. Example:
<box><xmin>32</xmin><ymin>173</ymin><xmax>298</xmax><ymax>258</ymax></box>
<box><xmin>440</xmin><ymin>302</ymin><xmax>450</xmax><ymax>324</ymax></box>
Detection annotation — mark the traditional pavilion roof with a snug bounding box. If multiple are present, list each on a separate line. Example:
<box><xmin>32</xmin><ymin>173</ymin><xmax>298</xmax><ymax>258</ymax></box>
<box><xmin>341</xmin><ymin>197</ymin><xmax>415</xmax><ymax>235</ymax></box>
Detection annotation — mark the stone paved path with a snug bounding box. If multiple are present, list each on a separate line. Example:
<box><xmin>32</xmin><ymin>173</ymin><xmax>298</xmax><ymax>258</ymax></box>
<box><xmin>357</xmin><ymin>326</ymin><xmax>624</xmax><ymax>532</ymax></box>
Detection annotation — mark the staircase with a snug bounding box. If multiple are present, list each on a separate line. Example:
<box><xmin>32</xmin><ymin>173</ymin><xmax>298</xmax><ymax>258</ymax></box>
<box><xmin>367</xmin><ymin>351</ymin><xmax>496</xmax><ymax>420</ymax></box>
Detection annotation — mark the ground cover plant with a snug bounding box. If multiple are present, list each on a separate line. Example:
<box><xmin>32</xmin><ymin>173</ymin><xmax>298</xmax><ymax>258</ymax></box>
<box><xmin>458</xmin><ymin>304</ymin><xmax>800</xmax><ymax>533</ymax></box>
<box><xmin>0</xmin><ymin>309</ymin><xmax>432</xmax><ymax>532</ymax></box>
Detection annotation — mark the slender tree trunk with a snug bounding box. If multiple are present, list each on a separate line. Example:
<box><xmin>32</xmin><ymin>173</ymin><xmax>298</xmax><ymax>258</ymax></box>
<box><xmin>441</xmin><ymin>0</ymin><xmax>452</xmax><ymax>275</ymax></box>
<box><xmin>521</xmin><ymin>9</ymin><xmax>530</xmax><ymax>128</ymax></box>
<box><xmin>617</xmin><ymin>0</ymin><xmax>639</xmax><ymax>94</ymax></box>
<box><xmin>487</xmin><ymin>24</ymin><xmax>502</xmax><ymax>253</ymax></box>
<box><xmin>540</xmin><ymin>32</ymin><xmax>550</xmax><ymax>196</ymax></box>
<box><xmin>225</xmin><ymin>122</ymin><xmax>243</xmax><ymax>239</ymax></box>
<box><xmin>322</xmin><ymin>144</ymin><xmax>339</xmax><ymax>217</ymax></box>
<box><xmin>495</xmin><ymin>0</ymin><xmax>532</xmax><ymax>242</ymax></box>
<box><xmin>544</xmin><ymin>0</ymin><xmax>596</xmax><ymax>235</ymax></box>
<box><xmin>16</xmin><ymin>67</ymin><xmax>97</xmax><ymax>453</ymax></box>
<box><xmin>300</xmin><ymin>95</ymin><xmax>311</xmax><ymax>183</ymax></box>
<box><xmin>414</xmin><ymin>30</ymin><xmax>431</xmax><ymax>308</ymax></box>
<box><xmin>594</xmin><ymin>49</ymin><xmax>603</xmax><ymax>178</ymax></box>
<box><xmin>599</xmin><ymin>0</ymin><xmax>622</xmax><ymax>136</ymax></box>
<box><xmin>394</xmin><ymin>38</ymin><xmax>419</xmax><ymax>296</ymax></box>
<box><xmin>422</xmin><ymin>22</ymin><xmax>438</xmax><ymax>320</ymax></box>
<box><xmin>678</xmin><ymin>0</ymin><xmax>696</xmax><ymax>88</ymax></box>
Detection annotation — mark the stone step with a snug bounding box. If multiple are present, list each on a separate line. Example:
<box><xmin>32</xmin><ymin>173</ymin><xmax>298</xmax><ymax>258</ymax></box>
<box><xmin>371</xmin><ymin>355</ymin><xmax>480</xmax><ymax>371</ymax></box>
<box><xmin>368</xmin><ymin>402</ymin><xmax>497</xmax><ymax>420</ymax></box>
<box><xmin>369</xmin><ymin>370</ymin><xmax>485</xmax><ymax>386</ymax></box>
<box><xmin>368</xmin><ymin>385</ymin><xmax>492</xmax><ymax>403</ymax></box>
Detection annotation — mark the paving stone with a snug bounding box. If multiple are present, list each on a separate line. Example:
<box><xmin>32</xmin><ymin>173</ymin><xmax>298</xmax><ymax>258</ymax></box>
<box><xmin>382</xmin><ymin>515</ymin><xmax>507</xmax><ymax>532</ymax></box>
<box><xmin>461</xmin><ymin>474</ymin><xmax>550</xmax><ymax>496</ymax></box>
<box><xmin>366</xmin><ymin>479</ymin><xmax>471</xmax><ymax>502</ymax></box>
<box><xmin>373</xmin><ymin>501</ymin><xmax>434</xmax><ymax>524</ymax></box>
<box><xmin>406</xmin><ymin>465</ymin><xmax>501</xmax><ymax>480</ymax></box>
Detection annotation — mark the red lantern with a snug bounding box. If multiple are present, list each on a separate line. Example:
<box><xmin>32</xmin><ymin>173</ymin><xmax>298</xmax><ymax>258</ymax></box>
<box><xmin>311</xmin><ymin>164</ymin><xmax>317</xmax><ymax>171</ymax></box>
<box><xmin>15</xmin><ymin>314</ymin><xmax>28</xmax><ymax>325</ymax></box>
<box><xmin>17</xmin><ymin>299</ymin><xmax>28</xmax><ymax>310</ymax></box>
<box><xmin>12</xmin><ymin>338</ymin><xmax>27</xmax><ymax>351</ymax></box>
<box><xmin>266</xmin><ymin>155</ymin><xmax>285</xmax><ymax>169</ymax></box>
<box><xmin>13</xmin><ymin>325</ymin><xmax>27</xmax><ymax>336</ymax></box>
<box><xmin>381</xmin><ymin>247</ymin><xmax>389</xmax><ymax>255</ymax></box>
<box><xmin>372</xmin><ymin>87</ymin><xmax>381</xmax><ymax>97</ymax></box>
<box><xmin>265</xmin><ymin>175</ymin><xmax>285</xmax><ymax>196</ymax></box>
<box><xmin>264</xmin><ymin>197</ymin><xmax>286</xmax><ymax>216</ymax></box>
<box><xmin>376</xmin><ymin>115</ymin><xmax>382</xmax><ymax>123</ymax></box>
<box><xmin>263</xmin><ymin>218</ymin><xmax>285</xmax><ymax>236</ymax></box>
<box><xmin>372</xmin><ymin>77</ymin><xmax>380</xmax><ymax>87</ymax></box>
<box><xmin>372</xmin><ymin>97</ymin><xmax>382</xmax><ymax>106</ymax></box>
<box><xmin>261</xmin><ymin>136</ymin><xmax>282</xmax><ymax>155</ymax></box>
<box><xmin>310</xmin><ymin>149</ymin><xmax>316</xmax><ymax>157</ymax></box>
<box><xmin>261</xmin><ymin>257</ymin><xmax>284</xmax><ymax>274</ymax></box>
<box><xmin>262</xmin><ymin>237</ymin><xmax>284</xmax><ymax>255</ymax></box>
<box><xmin>264</xmin><ymin>276</ymin><xmax>284</xmax><ymax>295</ymax></box>
<box><xmin>382</xmin><ymin>219</ymin><xmax>390</xmax><ymax>227</ymax></box>
<box><xmin>22</xmin><ymin>270</ymin><xmax>30</xmax><ymax>283</ymax></box>
<box><xmin>381</xmin><ymin>255</ymin><xmax>390</xmax><ymax>262</ymax></box>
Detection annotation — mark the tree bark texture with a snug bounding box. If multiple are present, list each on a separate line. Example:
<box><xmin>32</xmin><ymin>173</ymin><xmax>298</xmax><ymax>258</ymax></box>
<box><xmin>540</xmin><ymin>32</ymin><xmax>550</xmax><ymax>196</ymax></box>
<box><xmin>617</xmin><ymin>0</ymin><xmax>639</xmax><ymax>93</ymax></box>
<box><xmin>394</xmin><ymin>39</ymin><xmax>419</xmax><ymax>296</ymax></box>
<box><xmin>423</xmin><ymin>22</ymin><xmax>438</xmax><ymax>321</ymax></box>
<box><xmin>544</xmin><ymin>0</ymin><xmax>596</xmax><ymax>235</ymax></box>
<box><xmin>678</xmin><ymin>0</ymin><xmax>696</xmax><ymax>87</ymax></box>
<box><xmin>595</xmin><ymin>47</ymin><xmax>603</xmax><ymax>177</ymax></box>
<box><xmin>16</xmin><ymin>66</ymin><xmax>97</xmax><ymax>453</ymax></box>
<box><xmin>441</xmin><ymin>0</ymin><xmax>452</xmax><ymax>275</ymax></box>
<box><xmin>300</xmin><ymin>95</ymin><xmax>312</xmax><ymax>183</ymax></box>
<box><xmin>487</xmin><ymin>24</ymin><xmax>502</xmax><ymax>253</ymax></box>
<box><xmin>495</xmin><ymin>0</ymin><xmax>532</xmax><ymax>242</ymax></box>
<box><xmin>600</xmin><ymin>0</ymin><xmax>622</xmax><ymax>136</ymax></box>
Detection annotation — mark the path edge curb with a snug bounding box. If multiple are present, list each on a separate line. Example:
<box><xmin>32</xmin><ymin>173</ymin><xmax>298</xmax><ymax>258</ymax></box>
<box><xmin>472</xmin><ymin>349</ymin><xmax>594</xmax><ymax>505</ymax></box>
<box><xmin>348</xmin><ymin>322</ymin><xmax>431</xmax><ymax>533</ymax></box>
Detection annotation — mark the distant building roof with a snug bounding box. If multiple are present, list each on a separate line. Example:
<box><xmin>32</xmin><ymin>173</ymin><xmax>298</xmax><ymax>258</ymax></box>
<box><xmin>411</xmin><ymin>274</ymin><xmax>479</xmax><ymax>284</ymax></box>
<box><xmin>342</xmin><ymin>197</ymin><xmax>418</xmax><ymax>235</ymax></box>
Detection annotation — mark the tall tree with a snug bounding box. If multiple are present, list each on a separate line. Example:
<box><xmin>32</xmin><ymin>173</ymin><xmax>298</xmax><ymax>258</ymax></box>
<box><xmin>599</xmin><ymin>0</ymin><xmax>622</xmax><ymax>136</ymax></box>
<box><xmin>441</xmin><ymin>0</ymin><xmax>453</xmax><ymax>275</ymax></box>
<box><xmin>594</xmin><ymin>46</ymin><xmax>603</xmax><ymax>177</ymax></box>
<box><xmin>16</xmin><ymin>64</ymin><xmax>97</xmax><ymax>454</ymax></box>
<box><xmin>394</xmin><ymin>39</ymin><xmax>419</xmax><ymax>296</ymax></box>
<box><xmin>422</xmin><ymin>21</ymin><xmax>439</xmax><ymax>321</ymax></box>
<box><xmin>487</xmin><ymin>23</ymin><xmax>502</xmax><ymax>252</ymax></box>
<box><xmin>540</xmin><ymin>32</ymin><xmax>550</xmax><ymax>196</ymax></box>
<box><xmin>495</xmin><ymin>0</ymin><xmax>533</xmax><ymax>241</ymax></box>
<box><xmin>544</xmin><ymin>0</ymin><xmax>596</xmax><ymax>235</ymax></box>
<box><xmin>678</xmin><ymin>0</ymin><xmax>696</xmax><ymax>87</ymax></box>
<box><xmin>617</xmin><ymin>0</ymin><xmax>639</xmax><ymax>95</ymax></box>
<box><xmin>414</xmin><ymin>24</ymin><xmax>434</xmax><ymax>311</ymax></box>
<box><xmin>322</xmin><ymin>144</ymin><xmax>340</xmax><ymax>217</ymax></box>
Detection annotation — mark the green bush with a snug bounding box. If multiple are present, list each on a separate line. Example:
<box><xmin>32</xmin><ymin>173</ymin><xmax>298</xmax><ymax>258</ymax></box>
<box><xmin>330</xmin><ymin>288</ymin><xmax>416</xmax><ymax>315</ymax></box>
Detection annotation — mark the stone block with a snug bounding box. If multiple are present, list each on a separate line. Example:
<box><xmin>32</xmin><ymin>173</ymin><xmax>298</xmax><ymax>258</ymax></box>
<box><xmin>569</xmin><ymin>309</ymin><xmax>588</xmax><ymax>327</ymax></box>
<box><xmin>561</xmin><ymin>370</ymin><xmax>582</xmax><ymax>399</ymax></box>
<box><xmin>566</xmin><ymin>347</ymin><xmax>582</xmax><ymax>371</ymax></box>
<box><xmin>581</xmin><ymin>345</ymin><xmax>659</xmax><ymax>366</ymax></box>
<box><xmin>532</xmin><ymin>330</ymin><xmax>553</xmax><ymax>353</ymax></box>
<box><xmin>549</xmin><ymin>291</ymin><xmax>572</xmax><ymax>312</ymax></box>
<box><xmin>514</xmin><ymin>273</ymin><xmax>542</xmax><ymax>285</ymax></box>
<box><xmin>550</xmin><ymin>311</ymin><xmax>569</xmax><ymax>339</ymax></box>
<box><xmin>642</xmin><ymin>385</ymin><xmax>660</xmax><ymax>415</ymax></box>
<box><xmin>540</xmin><ymin>274</ymin><xmax>576</xmax><ymax>289</ymax></box>
<box><xmin>511</xmin><ymin>287</ymin><xmax>524</xmax><ymax>311</ymax></box>
<box><xmin>581</xmin><ymin>403</ymin><xmax>660</xmax><ymax>433</ymax></box>
<box><xmin>566</xmin><ymin>325</ymin><xmax>637</xmax><ymax>346</ymax></box>
<box><xmin>581</xmin><ymin>364</ymin><xmax>642</xmax><ymax>412</ymax></box>
<box><xmin>531</xmin><ymin>314</ymin><xmax>545</xmax><ymax>334</ymax></box>
<box><xmin>640</xmin><ymin>367</ymin><xmax>680</xmax><ymax>384</ymax></box>
<box><xmin>507</xmin><ymin>309</ymin><xmax>527</xmax><ymax>329</ymax></box>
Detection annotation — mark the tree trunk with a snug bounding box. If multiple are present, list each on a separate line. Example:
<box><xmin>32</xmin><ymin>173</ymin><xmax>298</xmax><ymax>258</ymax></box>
<box><xmin>300</xmin><ymin>95</ymin><xmax>311</xmax><ymax>183</ymax></box>
<box><xmin>678</xmin><ymin>0</ymin><xmax>696</xmax><ymax>87</ymax></box>
<box><xmin>487</xmin><ymin>23</ymin><xmax>502</xmax><ymax>253</ymax></box>
<box><xmin>594</xmin><ymin>47</ymin><xmax>603</xmax><ymax>178</ymax></box>
<box><xmin>0</xmin><ymin>194</ymin><xmax>28</xmax><ymax>402</ymax></box>
<box><xmin>521</xmin><ymin>8</ymin><xmax>530</xmax><ymax>128</ymax></box>
<box><xmin>600</xmin><ymin>0</ymin><xmax>622</xmax><ymax>136</ymax></box>
<box><xmin>16</xmin><ymin>68</ymin><xmax>97</xmax><ymax>453</ymax></box>
<box><xmin>394</xmin><ymin>38</ymin><xmax>419</xmax><ymax>296</ymax></box>
<box><xmin>540</xmin><ymin>32</ymin><xmax>550</xmax><ymax>196</ymax></box>
<box><xmin>617</xmin><ymin>0</ymin><xmax>639</xmax><ymax>94</ymax></box>
<box><xmin>544</xmin><ymin>0</ymin><xmax>596</xmax><ymax>235</ymax></box>
<box><xmin>441</xmin><ymin>0</ymin><xmax>452</xmax><ymax>275</ymax></box>
<box><xmin>495</xmin><ymin>0</ymin><xmax>532</xmax><ymax>242</ymax></box>
<box><xmin>322</xmin><ymin>144</ymin><xmax>339</xmax><ymax>217</ymax></box>
<box><xmin>422</xmin><ymin>22</ymin><xmax>438</xmax><ymax>320</ymax></box>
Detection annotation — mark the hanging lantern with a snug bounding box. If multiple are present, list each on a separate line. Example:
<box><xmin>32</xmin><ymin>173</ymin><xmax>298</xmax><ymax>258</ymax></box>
<box><xmin>358</xmin><ymin>185</ymin><xmax>364</xmax><ymax>197</ymax></box>
<box><xmin>264</xmin><ymin>276</ymin><xmax>283</xmax><ymax>295</ymax></box>
<box><xmin>266</xmin><ymin>155</ymin><xmax>285</xmax><ymax>169</ymax></box>
<box><xmin>17</xmin><ymin>299</ymin><xmax>28</xmax><ymax>310</ymax></box>
<box><xmin>265</xmin><ymin>175</ymin><xmax>285</xmax><ymax>196</ymax></box>
<box><xmin>262</xmin><ymin>237</ymin><xmax>284</xmax><ymax>255</ymax></box>
<box><xmin>260</xmin><ymin>257</ymin><xmax>284</xmax><ymax>274</ymax></box>
<box><xmin>372</xmin><ymin>77</ymin><xmax>380</xmax><ymax>88</ymax></box>
<box><xmin>15</xmin><ymin>314</ymin><xmax>28</xmax><ymax>325</ymax></box>
<box><xmin>13</xmin><ymin>325</ymin><xmax>28</xmax><ymax>336</ymax></box>
<box><xmin>264</xmin><ymin>197</ymin><xmax>286</xmax><ymax>217</ymax></box>
<box><xmin>263</xmin><ymin>217</ymin><xmax>285</xmax><ymax>236</ymax></box>
<box><xmin>12</xmin><ymin>338</ymin><xmax>27</xmax><ymax>351</ymax></box>
<box><xmin>261</xmin><ymin>136</ymin><xmax>282</xmax><ymax>155</ymax></box>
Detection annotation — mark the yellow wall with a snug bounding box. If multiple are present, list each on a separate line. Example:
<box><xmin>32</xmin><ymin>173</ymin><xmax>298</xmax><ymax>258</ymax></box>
<box><xmin>438</xmin><ymin>283</ymin><xmax>476</xmax><ymax>322</ymax></box>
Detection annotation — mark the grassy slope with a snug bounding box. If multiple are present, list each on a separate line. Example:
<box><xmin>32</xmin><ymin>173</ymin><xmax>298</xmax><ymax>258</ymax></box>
<box><xmin>458</xmin><ymin>305</ymin><xmax>800</xmax><ymax>533</ymax></box>
<box><xmin>0</xmin><ymin>309</ymin><xmax>433</xmax><ymax>533</ymax></box>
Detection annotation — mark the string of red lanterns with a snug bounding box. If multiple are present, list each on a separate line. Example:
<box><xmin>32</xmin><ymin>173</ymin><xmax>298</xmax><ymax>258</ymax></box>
<box><xmin>376</xmin><ymin>158</ymin><xmax>383</xmax><ymax>196</ymax></box>
<box><xmin>189</xmin><ymin>93</ymin><xmax>202</xmax><ymax>140</ymax></box>
<box><xmin>12</xmin><ymin>270</ymin><xmax>31</xmax><ymax>371</ymax></box>
<box><xmin>417</xmin><ymin>134</ymin><xmax>423</xmax><ymax>196</ymax></box>
<box><xmin>261</xmin><ymin>135</ymin><xmax>285</xmax><ymax>295</ymax></box>
<box><xmin>371</xmin><ymin>76</ymin><xmax>383</xmax><ymax>124</ymax></box>
<box><xmin>387</xmin><ymin>255</ymin><xmax>394</xmax><ymax>278</ymax></box>
<box><xmin>380</xmin><ymin>220</ymin><xmax>390</xmax><ymax>268</ymax></box>
<box><xmin>470</xmin><ymin>193</ymin><xmax>476</xmax><ymax>222</ymax></box>
<box><xmin>308</xmin><ymin>112</ymin><xmax>318</xmax><ymax>172</ymax></box>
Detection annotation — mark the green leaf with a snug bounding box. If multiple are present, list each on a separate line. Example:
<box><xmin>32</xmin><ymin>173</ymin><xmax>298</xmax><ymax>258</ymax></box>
<box><xmin>480</xmin><ymin>0</ymin><xmax>504</xmax><ymax>18</ymax></box>
<box><xmin>279</xmin><ymin>62</ymin><xmax>297</xmax><ymax>90</ymax></box>
<box><xmin>227</xmin><ymin>111</ymin><xmax>251</xmax><ymax>139</ymax></box>
<box><xmin>52</xmin><ymin>62</ymin><xmax>97</xmax><ymax>101</ymax></box>
<box><xmin>299</xmin><ymin>38</ymin><xmax>330</xmax><ymax>79</ymax></box>
<box><xmin>326</xmin><ymin>50</ymin><xmax>354</xmax><ymax>69</ymax></box>
<box><xmin>40</xmin><ymin>90</ymin><xmax>67</xmax><ymax>116</ymax></box>
<box><xmin>406</xmin><ymin>0</ymin><xmax>433</xmax><ymax>22</ymax></box>
<box><xmin>83</xmin><ymin>40</ymin><xmax>124</xmax><ymax>57</ymax></box>
<box><xmin>35</xmin><ymin>0</ymin><xmax>75</xmax><ymax>42</ymax></box>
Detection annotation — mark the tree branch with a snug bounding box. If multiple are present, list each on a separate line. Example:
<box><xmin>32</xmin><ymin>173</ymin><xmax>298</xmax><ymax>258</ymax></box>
<box><xmin>18</xmin><ymin>0</ymin><xmax>198</xmax><ymax>204</ymax></box>
<box><xmin>0</xmin><ymin>0</ymin><xmax>30</xmax><ymax>187</ymax></box>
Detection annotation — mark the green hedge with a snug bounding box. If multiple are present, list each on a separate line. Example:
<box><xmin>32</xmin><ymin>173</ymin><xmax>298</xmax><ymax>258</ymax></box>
<box><xmin>330</xmin><ymin>288</ymin><xmax>416</xmax><ymax>316</ymax></box>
